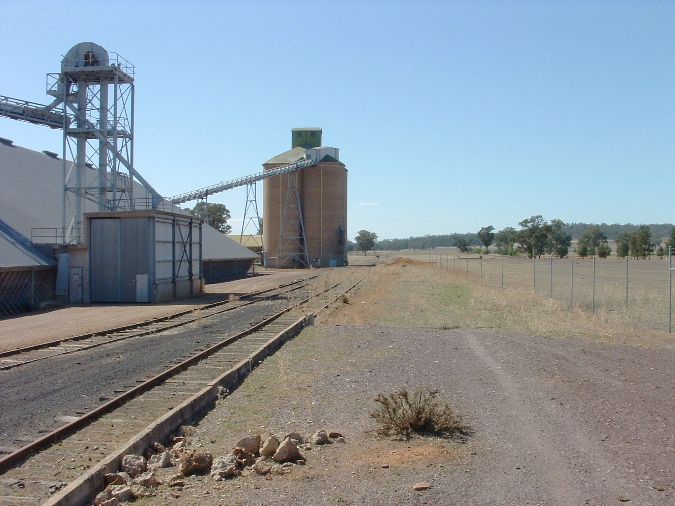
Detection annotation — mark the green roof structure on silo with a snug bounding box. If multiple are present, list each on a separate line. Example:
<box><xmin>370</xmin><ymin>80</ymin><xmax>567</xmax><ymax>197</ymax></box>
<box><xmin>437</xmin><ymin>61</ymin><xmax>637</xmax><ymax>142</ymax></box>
<box><xmin>291</xmin><ymin>128</ymin><xmax>322</xmax><ymax>149</ymax></box>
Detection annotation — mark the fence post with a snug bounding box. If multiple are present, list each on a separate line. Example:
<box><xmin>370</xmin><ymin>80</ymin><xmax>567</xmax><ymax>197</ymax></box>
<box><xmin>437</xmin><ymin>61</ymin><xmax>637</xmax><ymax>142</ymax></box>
<box><xmin>592</xmin><ymin>257</ymin><xmax>596</xmax><ymax>314</ymax></box>
<box><xmin>480</xmin><ymin>256</ymin><xmax>483</xmax><ymax>281</ymax></box>
<box><xmin>533</xmin><ymin>256</ymin><xmax>536</xmax><ymax>292</ymax></box>
<box><xmin>625</xmin><ymin>255</ymin><xmax>629</xmax><ymax>307</ymax></box>
<box><xmin>669</xmin><ymin>247</ymin><xmax>672</xmax><ymax>333</ymax></box>
<box><xmin>501</xmin><ymin>255</ymin><xmax>504</xmax><ymax>289</ymax></box>
<box><xmin>570</xmin><ymin>258</ymin><xmax>574</xmax><ymax>311</ymax></box>
<box><xmin>550</xmin><ymin>255</ymin><xmax>553</xmax><ymax>299</ymax></box>
<box><xmin>466</xmin><ymin>257</ymin><xmax>469</xmax><ymax>278</ymax></box>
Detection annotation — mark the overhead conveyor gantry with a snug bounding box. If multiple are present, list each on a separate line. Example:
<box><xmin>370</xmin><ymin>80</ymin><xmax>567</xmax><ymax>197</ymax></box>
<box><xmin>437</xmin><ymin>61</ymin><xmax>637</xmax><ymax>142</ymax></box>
<box><xmin>0</xmin><ymin>95</ymin><xmax>68</xmax><ymax>129</ymax></box>
<box><xmin>167</xmin><ymin>156</ymin><xmax>318</xmax><ymax>204</ymax></box>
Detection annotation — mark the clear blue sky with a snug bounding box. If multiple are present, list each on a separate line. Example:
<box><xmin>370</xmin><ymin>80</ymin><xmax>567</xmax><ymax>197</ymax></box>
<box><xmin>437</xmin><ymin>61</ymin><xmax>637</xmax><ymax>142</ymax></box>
<box><xmin>1</xmin><ymin>0</ymin><xmax>673</xmax><ymax>240</ymax></box>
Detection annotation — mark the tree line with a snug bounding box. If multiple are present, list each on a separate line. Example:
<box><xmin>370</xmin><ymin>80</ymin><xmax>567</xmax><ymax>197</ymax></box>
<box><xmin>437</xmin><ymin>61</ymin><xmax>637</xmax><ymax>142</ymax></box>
<box><xmin>368</xmin><ymin>219</ymin><xmax>675</xmax><ymax>259</ymax></box>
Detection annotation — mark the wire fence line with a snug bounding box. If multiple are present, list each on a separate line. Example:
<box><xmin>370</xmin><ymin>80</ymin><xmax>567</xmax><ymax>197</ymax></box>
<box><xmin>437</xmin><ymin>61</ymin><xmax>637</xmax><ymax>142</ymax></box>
<box><xmin>426</xmin><ymin>250</ymin><xmax>674</xmax><ymax>333</ymax></box>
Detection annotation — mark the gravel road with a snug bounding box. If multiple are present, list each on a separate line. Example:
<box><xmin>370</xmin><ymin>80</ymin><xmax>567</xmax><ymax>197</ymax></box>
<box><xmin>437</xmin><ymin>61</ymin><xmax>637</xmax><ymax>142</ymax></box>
<box><xmin>0</xmin><ymin>299</ymin><xmax>286</xmax><ymax>451</ymax></box>
<box><xmin>140</xmin><ymin>324</ymin><xmax>674</xmax><ymax>506</ymax></box>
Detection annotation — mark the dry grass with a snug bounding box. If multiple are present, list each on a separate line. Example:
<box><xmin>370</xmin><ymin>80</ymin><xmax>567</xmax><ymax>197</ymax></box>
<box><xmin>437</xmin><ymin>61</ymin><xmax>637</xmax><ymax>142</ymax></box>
<box><xmin>370</xmin><ymin>387</ymin><xmax>471</xmax><ymax>440</ymax></box>
<box><xmin>333</xmin><ymin>257</ymin><xmax>674</xmax><ymax>346</ymax></box>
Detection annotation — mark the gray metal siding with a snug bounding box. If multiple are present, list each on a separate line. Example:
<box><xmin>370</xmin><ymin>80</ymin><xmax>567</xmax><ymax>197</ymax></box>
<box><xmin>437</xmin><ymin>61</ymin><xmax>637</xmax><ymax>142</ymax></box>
<box><xmin>90</xmin><ymin>218</ymin><xmax>121</xmax><ymax>302</ymax></box>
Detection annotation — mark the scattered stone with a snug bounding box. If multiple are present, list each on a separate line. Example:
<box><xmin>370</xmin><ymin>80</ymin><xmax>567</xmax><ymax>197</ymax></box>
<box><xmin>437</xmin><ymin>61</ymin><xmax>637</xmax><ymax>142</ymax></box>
<box><xmin>99</xmin><ymin>498</ymin><xmax>121</xmax><ymax>506</ymax></box>
<box><xmin>173</xmin><ymin>436</ymin><xmax>186</xmax><ymax>444</ymax></box>
<box><xmin>252</xmin><ymin>458</ymin><xmax>272</xmax><ymax>476</ymax></box>
<box><xmin>170</xmin><ymin>491</ymin><xmax>181</xmax><ymax>498</ymax></box>
<box><xmin>270</xmin><ymin>464</ymin><xmax>287</xmax><ymax>475</ymax></box>
<box><xmin>211</xmin><ymin>455</ymin><xmax>241</xmax><ymax>480</ymax></box>
<box><xmin>335</xmin><ymin>436</ymin><xmax>346</xmax><ymax>443</ymax></box>
<box><xmin>216</xmin><ymin>386</ymin><xmax>229</xmax><ymax>399</ymax></box>
<box><xmin>129</xmin><ymin>484</ymin><xmax>150</xmax><ymax>498</ymax></box>
<box><xmin>413</xmin><ymin>482</ymin><xmax>432</xmax><ymax>491</ymax></box>
<box><xmin>148</xmin><ymin>450</ymin><xmax>173</xmax><ymax>470</ymax></box>
<box><xmin>296</xmin><ymin>459</ymin><xmax>306</xmax><ymax>465</ymax></box>
<box><xmin>121</xmin><ymin>455</ymin><xmax>147</xmax><ymax>478</ymax></box>
<box><xmin>232</xmin><ymin>447</ymin><xmax>256</xmax><ymax>467</ymax></box>
<box><xmin>618</xmin><ymin>496</ymin><xmax>631</xmax><ymax>503</ymax></box>
<box><xmin>260</xmin><ymin>436</ymin><xmax>280</xmax><ymax>458</ymax></box>
<box><xmin>179</xmin><ymin>450</ymin><xmax>213</xmax><ymax>476</ymax></box>
<box><xmin>93</xmin><ymin>489</ymin><xmax>112</xmax><ymax>505</ymax></box>
<box><xmin>133</xmin><ymin>471</ymin><xmax>162</xmax><ymax>487</ymax></box>
<box><xmin>110</xmin><ymin>485</ymin><xmax>134</xmax><ymax>502</ymax></box>
<box><xmin>272</xmin><ymin>438</ymin><xmax>303</xmax><ymax>463</ymax></box>
<box><xmin>311</xmin><ymin>430</ymin><xmax>331</xmax><ymax>445</ymax></box>
<box><xmin>171</xmin><ymin>441</ymin><xmax>186</xmax><ymax>456</ymax></box>
<box><xmin>328</xmin><ymin>431</ymin><xmax>343</xmax><ymax>439</ymax></box>
<box><xmin>104</xmin><ymin>472</ymin><xmax>129</xmax><ymax>486</ymax></box>
<box><xmin>285</xmin><ymin>432</ymin><xmax>304</xmax><ymax>444</ymax></box>
<box><xmin>235</xmin><ymin>434</ymin><xmax>261</xmax><ymax>456</ymax></box>
<box><xmin>168</xmin><ymin>474</ymin><xmax>184</xmax><ymax>488</ymax></box>
<box><xmin>382</xmin><ymin>464</ymin><xmax>390</xmax><ymax>469</ymax></box>
<box><xmin>151</xmin><ymin>442</ymin><xmax>166</xmax><ymax>453</ymax></box>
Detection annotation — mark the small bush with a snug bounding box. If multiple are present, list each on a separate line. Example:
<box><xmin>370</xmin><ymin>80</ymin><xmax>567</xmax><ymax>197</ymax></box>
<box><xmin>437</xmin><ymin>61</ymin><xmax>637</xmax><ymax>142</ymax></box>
<box><xmin>340</xmin><ymin>294</ymin><xmax>350</xmax><ymax>304</ymax></box>
<box><xmin>370</xmin><ymin>387</ymin><xmax>470</xmax><ymax>440</ymax></box>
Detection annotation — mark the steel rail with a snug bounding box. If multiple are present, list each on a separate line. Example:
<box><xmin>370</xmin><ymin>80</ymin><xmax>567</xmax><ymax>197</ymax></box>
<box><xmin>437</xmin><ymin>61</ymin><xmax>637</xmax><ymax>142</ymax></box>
<box><xmin>0</xmin><ymin>277</ymin><xmax>351</xmax><ymax>474</ymax></box>
<box><xmin>0</xmin><ymin>277</ymin><xmax>315</xmax><ymax>369</ymax></box>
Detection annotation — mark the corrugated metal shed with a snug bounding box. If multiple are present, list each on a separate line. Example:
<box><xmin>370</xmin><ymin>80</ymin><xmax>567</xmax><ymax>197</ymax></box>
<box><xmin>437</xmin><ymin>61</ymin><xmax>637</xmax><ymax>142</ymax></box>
<box><xmin>0</xmin><ymin>140</ymin><xmax>257</xmax><ymax>267</ymax></box>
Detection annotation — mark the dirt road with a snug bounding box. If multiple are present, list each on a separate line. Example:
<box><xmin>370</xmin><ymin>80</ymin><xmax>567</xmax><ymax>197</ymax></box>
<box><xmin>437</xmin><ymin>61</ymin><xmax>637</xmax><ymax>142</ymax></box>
<box><xmin>84</xmin><ymin>261</ymin><xmax>675</xmax><ymax>504</ymax></box>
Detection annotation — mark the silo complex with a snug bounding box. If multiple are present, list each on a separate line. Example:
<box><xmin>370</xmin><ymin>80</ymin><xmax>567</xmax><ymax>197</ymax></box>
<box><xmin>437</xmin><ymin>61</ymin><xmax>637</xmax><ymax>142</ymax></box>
<box><xmin>263</xmin><ymin>128</ymin><xmax>347</xmax><ymax>268</ymax></box>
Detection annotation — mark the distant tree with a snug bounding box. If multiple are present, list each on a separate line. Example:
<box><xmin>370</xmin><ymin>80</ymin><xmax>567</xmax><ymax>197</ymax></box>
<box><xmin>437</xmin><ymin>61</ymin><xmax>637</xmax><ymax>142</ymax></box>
<box><xmin>189</xmin><ymin>202</ymin><xmax>231</xmax><ymax>234</ymax></box>
<box><xmin>355</xmin><ymin>230</ymin><xmax>377</xmax><ymax>255</ymax></box>
<box><xmin>656</xmin><ymin>246</ymin><xmax>665</xmax><ymax>257</ymax></box>
<box><xmin>495</xmin><ymin>227</ymin><xmax>518</xmax><ymax>256</ymax></box>
<box><xmin>577</xmin><ymin>225</ymin><xmax>609</xmax><ymax>258</ymax></box>
<box><xmin>629</xmin><ymin>225</ymin><xmax>654</xmax><ymax>258</ymax></box>
<box><xmin>477</xmin><ymin>226</ymin><xmax>495</xmax><ymax>253</ymax></box>
<box><xmin>547</xmin><ymin>219</ymin><xmax>572</xmax><ymax>258</ymax></box>
<box><xmin>616</xmin><ymin>232</ymin><xmax>630</xmax><ymax>257</ymax></box>
<box><xmin>597</xmin><ymin>243</ymin><xmax>611</xmax><ymax>258</ymax></box>
<box><xmin>665</xmin><ymin>227</ymin><xmax>675</xmax><ymax>254</ymax></box>
<box><xmin>517</xmin><ymin>215</ymin><xmax>548</xmax><ymax>258</ymax></box>
<box><xmin>453</xmin><ymin>235</ymin><xmax>470</xmax><ymax>253</ymax></box>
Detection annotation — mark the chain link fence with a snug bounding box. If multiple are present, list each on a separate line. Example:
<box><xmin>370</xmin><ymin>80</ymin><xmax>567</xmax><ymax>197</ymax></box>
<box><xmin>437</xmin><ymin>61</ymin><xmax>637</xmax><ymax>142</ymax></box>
<box><xmin>429</xmin><ymin>251</ymin><xmax>673</xmax><ymax>333</ymax></box>
<box><xmin>0</xmin><ymin>267</ymin><xmax>57</xmax><ymax>317</ymax></box>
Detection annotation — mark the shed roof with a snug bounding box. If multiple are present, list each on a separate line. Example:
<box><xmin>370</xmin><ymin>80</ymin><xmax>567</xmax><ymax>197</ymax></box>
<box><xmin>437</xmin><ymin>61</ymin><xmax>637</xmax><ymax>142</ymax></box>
<box><xmin>263</xmin><ymin>147</ymin><xmax>306</xmax><ymax>165</ymax></box>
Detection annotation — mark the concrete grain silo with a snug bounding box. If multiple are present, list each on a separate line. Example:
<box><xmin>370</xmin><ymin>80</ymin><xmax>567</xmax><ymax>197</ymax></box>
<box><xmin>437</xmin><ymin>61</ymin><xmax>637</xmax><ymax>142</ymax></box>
<box><xmin>263</xmin><ymin>128</ymin><xmax>347</xmax><ymax>268</ymax></box>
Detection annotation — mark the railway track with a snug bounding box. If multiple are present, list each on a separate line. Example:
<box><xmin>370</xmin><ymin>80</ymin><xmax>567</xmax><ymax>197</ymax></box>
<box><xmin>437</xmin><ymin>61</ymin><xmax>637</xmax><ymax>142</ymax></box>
<box><xmin>0</xmin><ymin>274</ymin><xmax>361</xmax><ymax>506</ymax></box>
<box><xmin>0</xmin><ymin>277</ymin><xmax>314</xmax><ymax>372</ymax></box>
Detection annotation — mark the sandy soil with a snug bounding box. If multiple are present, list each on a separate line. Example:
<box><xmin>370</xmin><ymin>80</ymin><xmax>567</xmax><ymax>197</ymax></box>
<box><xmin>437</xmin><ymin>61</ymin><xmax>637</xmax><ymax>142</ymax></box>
<box><xmin>0</xmin><ymin>270</ymin><xmax>309</xmax><ymax>353</ymax></box>
<box><xmin>135</xmin><ymin>260</ymin><xmax>674</xmax><ymax>505</ymax></box>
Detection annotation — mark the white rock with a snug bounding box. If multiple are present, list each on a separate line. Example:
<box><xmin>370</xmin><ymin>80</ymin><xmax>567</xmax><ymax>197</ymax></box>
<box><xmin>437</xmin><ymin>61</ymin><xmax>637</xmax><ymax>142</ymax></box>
<box><xmin>260</xmin><ymin>436</ymin><xmax>280</xmax><ymax>458</ymax></box>
<box><xmin>121</xmin><ymin>455</ymin><xmax>146</xmax><ymax>478</ymax></box>
<box><xmin>311</xmin><ymin>430</ymin><xmax>331</xmax><ymax>445</ymax></box>
<box><xmin>132</xmin><ymin>471</ymin><xmax>161</xmax><ymax>487</ymax></box>
<box><xmin>235</xmin><ymin>434</ymin><xmax>261</xmax><ymax>456</ymax></box>
<box><xmin>272</xmin><ymin>438</ymin><xmax>303</xmax><ymax>463</ymax></box>
<box><xmin>210</xmin><ymin>455</ymin><xmax>240</xmax><ymax>480</ymax></box>
<box><xmin>110</xmin><ymin>485</ymin><xmax>134</xmax><ymax>502</ymax></box>
<box><xmin>252</xmin><ymin>458</ymin><xmax>272</xmax><ymax>475</ymax></box>
<box><xmin>148</xmin><ymin>451</ymin><xmax>172</xmax><ymax>470</ymax></box>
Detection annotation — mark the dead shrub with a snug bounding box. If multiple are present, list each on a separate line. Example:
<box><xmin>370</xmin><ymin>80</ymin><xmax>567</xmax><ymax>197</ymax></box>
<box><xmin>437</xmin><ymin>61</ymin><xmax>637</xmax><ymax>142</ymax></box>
<box><xmin>340</xmin><ymin>294</ymin><xmax>350</xmax><ymax>304</ymax></box>
<box><xmin>370</xmin><ymin>387</ymin><xmax>470</xmax><ymax>440</ymax></box>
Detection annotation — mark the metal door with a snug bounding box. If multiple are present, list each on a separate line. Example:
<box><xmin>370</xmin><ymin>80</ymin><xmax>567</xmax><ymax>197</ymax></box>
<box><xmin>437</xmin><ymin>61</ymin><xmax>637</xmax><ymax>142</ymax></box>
<box><xmin>68</xmin><ymin>267</ymin><xmax>83</xmax><ymax>304</ymax></box>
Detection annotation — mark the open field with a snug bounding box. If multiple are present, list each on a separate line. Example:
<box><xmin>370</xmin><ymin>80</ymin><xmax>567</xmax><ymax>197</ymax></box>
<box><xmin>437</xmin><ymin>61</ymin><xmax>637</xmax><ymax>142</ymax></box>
<box><xmin>378</xmin><ymin>249</ymin><xmax>674</xmax><ymax>333</ymax></box>
<box><xmin>133</xmin><ymin>258</ymin><xmax>673</xmax><ymax>505</ymax></box>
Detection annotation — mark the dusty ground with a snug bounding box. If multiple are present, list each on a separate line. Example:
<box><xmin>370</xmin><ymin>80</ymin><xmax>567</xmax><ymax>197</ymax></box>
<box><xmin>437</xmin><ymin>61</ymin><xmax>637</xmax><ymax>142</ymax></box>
<box><xmin>0</xmin><ymin>270</ymin><xmax>308</xmax><ymax>353</ymax></box>
<box><xmin>136</xmin><ymin>259</ymin><xmax>674</xmax><ymax>505</ymax></box>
